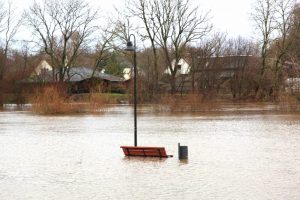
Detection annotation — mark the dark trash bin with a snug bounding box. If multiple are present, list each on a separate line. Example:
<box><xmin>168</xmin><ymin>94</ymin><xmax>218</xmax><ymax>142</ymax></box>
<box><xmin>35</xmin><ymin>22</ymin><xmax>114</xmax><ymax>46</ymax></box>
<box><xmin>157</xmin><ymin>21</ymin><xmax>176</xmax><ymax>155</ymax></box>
<box><xmin>178</xmin><ymin>143</ymin><xmax>188</xmax><ymax>160</ymax></box>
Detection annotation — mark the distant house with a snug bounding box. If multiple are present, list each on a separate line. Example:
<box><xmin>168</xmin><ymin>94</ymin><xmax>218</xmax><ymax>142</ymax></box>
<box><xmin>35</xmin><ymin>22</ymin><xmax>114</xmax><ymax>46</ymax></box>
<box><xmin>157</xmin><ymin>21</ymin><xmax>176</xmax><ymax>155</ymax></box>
<box><xmin>160</xmin><ymin>55</ymin><xmax>258</xmax><ymax>93</ymax></box>
<box><xmin>283</xmin><ymin>61</ymin><xmax>300</xmax><ymax>92</ymax></box>
<box><xmin>22</xmin><ymin>63</ymin><xmax>128</xmax><ymax>93</ymax></box>
<box><xmin>164</xmin><ymin>56</ymin><xmax>256</xmax><ymax>77</ymax></box>
<box><xmin>123</xmin><ymin>67</ymin><xmax>132</xmax><ymax>80</ymax></box>
<box><xmin>159</xmin><ymin>74</ymin><xmax>193</xmax><ymax>93</ymax></box>
<box><xmin>101</xmin><ymin>67</ymin><xmax>132</xmax><ymax>81</ymax></box>
<box><xmin>33</xmin><ymin>60</ymin><xmax>52</xmax><ymax>76</ymax></box>
<box><xmin>198</xmin><ymin>55</ymin><xmax>258</xmax><ymax>79</ymax></box>
<box><xmin>66</xmin><ymin>67</ymin><xmax>128</xmax><ymax>93</ymax></box>
<box><xmin>165</xmin><ymin>58</ymin><xmax>191</xmax><ymax>75</ymax></box>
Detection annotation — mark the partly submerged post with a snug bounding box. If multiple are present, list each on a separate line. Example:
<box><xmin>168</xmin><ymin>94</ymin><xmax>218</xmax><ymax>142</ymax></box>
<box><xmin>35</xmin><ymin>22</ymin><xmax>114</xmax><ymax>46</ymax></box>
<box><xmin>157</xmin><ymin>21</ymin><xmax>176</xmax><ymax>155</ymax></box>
<box><xmin>178</xmin><ymin>143</ymin><xmax>188</xmax><ymax>160</ymax></box>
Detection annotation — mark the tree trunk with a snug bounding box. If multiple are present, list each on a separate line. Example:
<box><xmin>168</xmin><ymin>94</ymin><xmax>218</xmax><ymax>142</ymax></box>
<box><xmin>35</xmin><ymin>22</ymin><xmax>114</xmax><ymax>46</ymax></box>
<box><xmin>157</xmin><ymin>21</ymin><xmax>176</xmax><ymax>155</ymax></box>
<box><xmin>170</xmin><ymin>74</ymin><xmax>176</xmax><ymax>94</ymax></box>
<box><xmin>59</xmin><ymin>67</ymin><xmax>64</xmax><ymax>83</ymax></box>
<box><xmin>191</xmin><ymin>70</ymin><xmax>195</xmax><ymax>94</ymax></box>
<box><xmin>0</xmin><ymin>80</ymin><xmax>4</xmax><ymax>109</ymax></box>
<box><xmin>152</xmin><ymin>47</ymin><xmax>159</xmax><ymax>94</ymax></box>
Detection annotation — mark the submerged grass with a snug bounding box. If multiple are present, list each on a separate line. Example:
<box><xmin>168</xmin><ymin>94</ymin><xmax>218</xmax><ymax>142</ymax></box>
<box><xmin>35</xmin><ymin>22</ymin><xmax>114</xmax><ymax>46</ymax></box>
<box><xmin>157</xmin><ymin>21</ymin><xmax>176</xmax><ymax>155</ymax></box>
<box><xmin>277</xmin><ymin>93</ymin><xmax>300</xmax><ymax>112</ymax></box>
<box><xmin>155</xmin><ymin>94</ymin><xmax>222</xmax><ymax>112</ymax></box>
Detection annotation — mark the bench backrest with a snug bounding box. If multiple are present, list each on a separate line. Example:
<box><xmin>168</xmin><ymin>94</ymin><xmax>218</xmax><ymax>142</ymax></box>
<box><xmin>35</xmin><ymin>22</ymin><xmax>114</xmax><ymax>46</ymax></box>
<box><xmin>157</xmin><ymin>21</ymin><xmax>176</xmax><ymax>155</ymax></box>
<box><xmin>120</xmin><ymin>146</ymin><xmax>168</xmax><ymax>158</ymax></box>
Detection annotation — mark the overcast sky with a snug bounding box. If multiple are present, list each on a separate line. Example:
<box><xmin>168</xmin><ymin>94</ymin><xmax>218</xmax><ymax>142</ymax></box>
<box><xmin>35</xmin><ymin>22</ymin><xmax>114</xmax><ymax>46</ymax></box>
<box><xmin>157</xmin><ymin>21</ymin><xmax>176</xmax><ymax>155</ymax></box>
<box><xmin>94</xmin><ymin>0</ymin><xmax>255</xmax><ymax>38</ymax></box>
<box><xmin>13</xmin><ymin>0</ymin><xmax>256</xmax><ymax>41</ymax></box>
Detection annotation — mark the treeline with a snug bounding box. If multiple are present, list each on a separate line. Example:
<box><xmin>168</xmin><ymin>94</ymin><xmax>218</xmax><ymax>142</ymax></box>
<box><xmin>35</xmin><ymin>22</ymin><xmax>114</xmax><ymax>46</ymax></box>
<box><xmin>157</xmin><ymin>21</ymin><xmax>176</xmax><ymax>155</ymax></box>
<box><xmin>0</xmin><ymin>0</ymin><xmax>300</xmax><ymax>107</ymax></box>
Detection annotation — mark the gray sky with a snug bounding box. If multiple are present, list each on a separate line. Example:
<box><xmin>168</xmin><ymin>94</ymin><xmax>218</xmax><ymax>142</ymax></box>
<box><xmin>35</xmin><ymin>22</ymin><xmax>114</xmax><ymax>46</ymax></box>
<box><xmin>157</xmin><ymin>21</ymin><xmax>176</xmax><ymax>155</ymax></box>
<box><xmin>200</xmin><ymin>0</ymin><xmax>255</xmax><ymax>38</ymax></box>
<box><xmin>13</xmin><ymin>0</ymin><xmax>255</xmax><ymax>40</ymax></box>
<box><xmin>92</xmin><ymin>0</ymin><xmax>255</xmax><ymax>38</ymax></box>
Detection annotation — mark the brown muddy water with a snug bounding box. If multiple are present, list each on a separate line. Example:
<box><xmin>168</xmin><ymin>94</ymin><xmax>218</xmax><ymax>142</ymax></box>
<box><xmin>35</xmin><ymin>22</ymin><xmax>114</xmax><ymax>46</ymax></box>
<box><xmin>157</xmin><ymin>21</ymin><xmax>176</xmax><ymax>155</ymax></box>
<box><xmin>0</xmin><ymin>104</ymin><xmax>300</xmax><ymax>200</ymax></box>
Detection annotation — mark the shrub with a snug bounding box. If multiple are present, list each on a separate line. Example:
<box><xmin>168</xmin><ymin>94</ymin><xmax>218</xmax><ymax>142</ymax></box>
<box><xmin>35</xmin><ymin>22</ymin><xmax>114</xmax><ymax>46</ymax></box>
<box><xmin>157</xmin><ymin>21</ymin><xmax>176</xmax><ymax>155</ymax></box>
<box><xmin>31</xmin><ymin>86</ymin><xmax>121</xmax><ymax>114</ymax></box>
<box><xmin>31</xmin><ymin>86</ymin><xmax>81</xmax><ymax>114</ymax></box>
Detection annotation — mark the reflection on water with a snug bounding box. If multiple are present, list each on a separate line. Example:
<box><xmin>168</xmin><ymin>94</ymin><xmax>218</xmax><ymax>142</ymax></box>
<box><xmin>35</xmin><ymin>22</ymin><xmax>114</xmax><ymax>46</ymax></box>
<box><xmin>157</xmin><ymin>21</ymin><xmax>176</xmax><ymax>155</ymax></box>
<box><xmin>0</xmin><ymin>104</ymin><xmax>300</xmax><ymax>200</ymax></box>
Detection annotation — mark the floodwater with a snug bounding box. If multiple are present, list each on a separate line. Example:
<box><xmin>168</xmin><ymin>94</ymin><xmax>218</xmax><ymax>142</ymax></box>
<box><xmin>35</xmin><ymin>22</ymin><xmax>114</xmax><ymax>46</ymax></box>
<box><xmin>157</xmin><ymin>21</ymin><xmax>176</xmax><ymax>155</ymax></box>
<box><xmin>0</xmin><ymin>104</ymin><xmax>300</xmax><ymax>200</ymax></box>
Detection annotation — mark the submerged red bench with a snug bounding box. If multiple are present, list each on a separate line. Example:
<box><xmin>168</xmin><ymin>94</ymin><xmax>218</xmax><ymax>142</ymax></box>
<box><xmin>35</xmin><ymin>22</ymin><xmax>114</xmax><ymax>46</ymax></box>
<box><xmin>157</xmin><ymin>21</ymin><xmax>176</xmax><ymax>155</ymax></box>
<box><xmin>120</xmin><ymin>146</ymin><xmax>172</xmax><ymax>158</ymax></box>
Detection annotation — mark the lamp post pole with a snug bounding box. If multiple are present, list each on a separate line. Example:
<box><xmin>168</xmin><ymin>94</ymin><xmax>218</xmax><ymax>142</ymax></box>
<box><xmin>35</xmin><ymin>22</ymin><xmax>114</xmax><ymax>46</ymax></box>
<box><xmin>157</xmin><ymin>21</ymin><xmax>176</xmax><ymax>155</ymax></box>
<box><xmin>133</xmin><ymin>35</ymin><xmax>137</xmax><ymax>147</ymax></box>
<box><xmin>126</xmin><ymin>34</ymin><xmax>137</xmax><ymax>147</ymax></box>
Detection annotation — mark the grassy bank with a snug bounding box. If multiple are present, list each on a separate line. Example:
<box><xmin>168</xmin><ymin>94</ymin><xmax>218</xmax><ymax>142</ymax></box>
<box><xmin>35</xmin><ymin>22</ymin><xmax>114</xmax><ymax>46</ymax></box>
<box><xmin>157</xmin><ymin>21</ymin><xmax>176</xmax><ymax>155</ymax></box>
<box><xmin>3</xmin><ymin>86</ymin><xmax>300</xmax><ymax>114</ymax></box>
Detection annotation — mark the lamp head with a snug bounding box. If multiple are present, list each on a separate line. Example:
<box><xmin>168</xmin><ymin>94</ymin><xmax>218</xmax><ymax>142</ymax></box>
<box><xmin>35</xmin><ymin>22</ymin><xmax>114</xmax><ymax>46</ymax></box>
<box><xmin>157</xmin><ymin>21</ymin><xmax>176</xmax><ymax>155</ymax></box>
<box><xmin>125</xmin><ymin>40</ymin><xmax>135</xmax><ymax>51</ymax></box>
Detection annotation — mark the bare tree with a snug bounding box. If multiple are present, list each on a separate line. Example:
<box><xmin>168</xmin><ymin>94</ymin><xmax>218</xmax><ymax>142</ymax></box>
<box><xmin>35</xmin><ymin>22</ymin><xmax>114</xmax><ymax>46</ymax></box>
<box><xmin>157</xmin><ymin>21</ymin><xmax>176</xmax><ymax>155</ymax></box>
<box><xmin>251</xmin><ymin>0</ymin><xmax>277</xmax><ymax>97</ymax></box>
<box><xmin>127</xmin><ymin>0</ymin><xmax>160</xmax><ymax>95</ymax></box>
<box><xmin>24</xmin><ymin>0</ymin><xmax>97</xmax><ymax>82</ymax></box>
<box><xmin>224</xmin><ymin>37</ymin><xmax>258</xmax><ymax>98</ymax></box>
<box><xmin>91</xmin><ymin>24</ymin><xmax>117</xmax><ymax>77</ymax></box>
<box><xmin>272</xmin><ymin>0</ymin><xmax>297</xmax><ymax>95</ymax></box>
<box><xmin>151</xmin><ymin>0</ymin><xmax>212</xmax><ymax>93</ymax></box>
<box><xmin>189</xmin><ymin>33</ymin><xmax>225</xmax><ymax>98</ymax></box>
<box><xmin>111</xmin><ymin>5</ymin><xmax>135</xmax><ymax>48</ymax></box>
<box><xmin>287</xmin><ymin>3</ymin><xmax>300</xmax><ymax>64</ymax></box>
<box><xmin>0</xmin><ymin>1</ymin><xmax>21</xmax><ymax>108</ymax></box>
<box><xmin>252</xmin><ymin>0</ymin><xmax>299</xmax><ymax>98</ymax></box>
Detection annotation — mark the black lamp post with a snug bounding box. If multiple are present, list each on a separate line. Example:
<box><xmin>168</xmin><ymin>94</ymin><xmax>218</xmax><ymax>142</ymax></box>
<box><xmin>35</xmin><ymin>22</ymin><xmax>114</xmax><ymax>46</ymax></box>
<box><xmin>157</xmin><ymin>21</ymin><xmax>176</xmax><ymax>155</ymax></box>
<box><xmin>125</xmin><ymin>34</ymin><xmax>137</xmax><ymax>147</ymax></box>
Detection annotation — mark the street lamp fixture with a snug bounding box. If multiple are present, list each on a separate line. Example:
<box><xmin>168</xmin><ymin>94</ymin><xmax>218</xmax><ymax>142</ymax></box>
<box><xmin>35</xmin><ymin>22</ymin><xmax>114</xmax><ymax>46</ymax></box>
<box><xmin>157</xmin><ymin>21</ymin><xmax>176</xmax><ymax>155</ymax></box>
<box><xmin>125</xmin><ymin>40</ymin><xmax>135</xmax><ymax>52</ymax></box>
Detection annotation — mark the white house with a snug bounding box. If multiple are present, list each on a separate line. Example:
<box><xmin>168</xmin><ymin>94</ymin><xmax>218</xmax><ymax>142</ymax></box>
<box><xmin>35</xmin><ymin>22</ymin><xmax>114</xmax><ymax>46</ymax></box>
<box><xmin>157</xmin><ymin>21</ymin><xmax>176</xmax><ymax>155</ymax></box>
<box><xmin>101</xmin><ymin>67</ymin><xmax>132</xmax><ymax>80</ymax></box>
<box><xmin>33</xmin><ymin>60</ymin><xmax>52</xmax><ymax>75</ymax></box>
<box><xmin>123</xmin><ymin>67</ymin><xmax>132</xmax><ymax>80</ymax></box>
<box><xmin>165</xmin><ymin>58</ymin><xmax>190</xmax><ymax>75</ymax></box>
